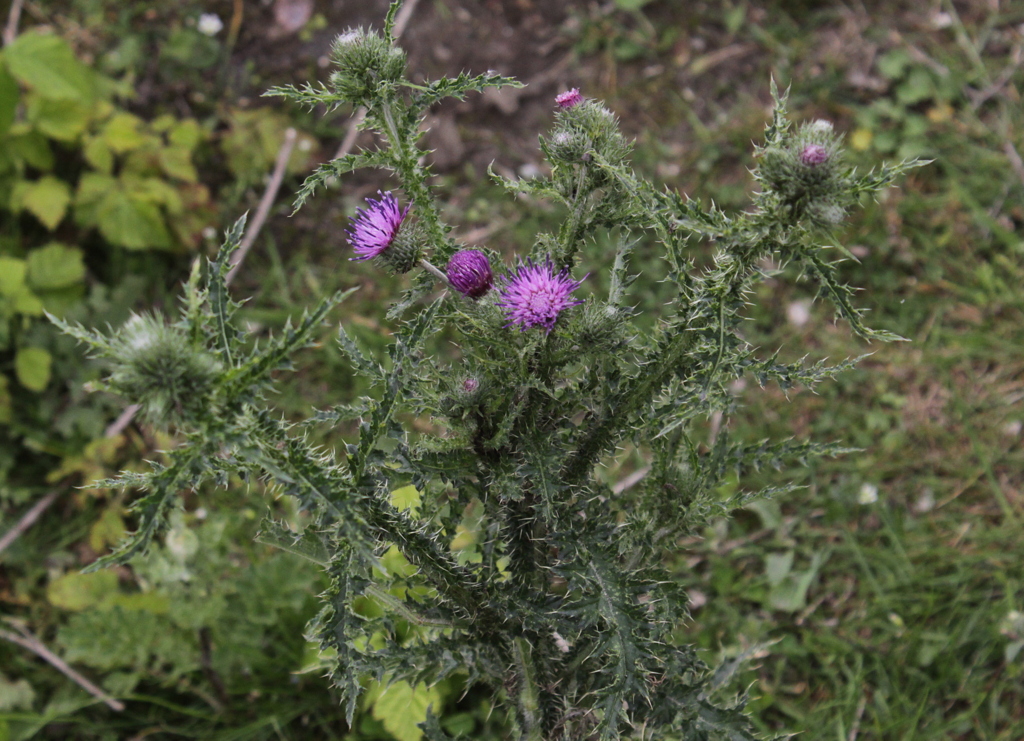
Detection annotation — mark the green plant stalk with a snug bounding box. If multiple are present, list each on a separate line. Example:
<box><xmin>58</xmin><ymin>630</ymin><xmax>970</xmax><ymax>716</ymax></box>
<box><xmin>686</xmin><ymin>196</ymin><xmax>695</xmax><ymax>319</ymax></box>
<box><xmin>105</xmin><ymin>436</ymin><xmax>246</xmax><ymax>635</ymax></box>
<box><xmin>512</xmin><ymin>636</ymin><xmax>545</xmax><ymax>741</ymax></box>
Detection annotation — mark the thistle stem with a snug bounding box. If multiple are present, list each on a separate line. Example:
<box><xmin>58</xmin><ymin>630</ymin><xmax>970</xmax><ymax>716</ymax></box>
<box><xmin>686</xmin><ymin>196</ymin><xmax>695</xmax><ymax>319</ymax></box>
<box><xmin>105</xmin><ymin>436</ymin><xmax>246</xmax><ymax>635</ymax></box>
<box><xmin>419</xmin><ymin>258</ymin><xmax>451</xmax><ymax>288</ymax></box>
<box><xmin>512</xmin><ymin>637</ymin><xmax>545</xmax><ymax>741</ymax></box>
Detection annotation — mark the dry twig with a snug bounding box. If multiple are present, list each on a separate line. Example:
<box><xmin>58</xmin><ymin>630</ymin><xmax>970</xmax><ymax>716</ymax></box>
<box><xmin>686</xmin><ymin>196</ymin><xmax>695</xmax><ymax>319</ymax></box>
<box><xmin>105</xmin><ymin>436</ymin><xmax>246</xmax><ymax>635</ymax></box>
<box><xmin>2</xmin><ymin>0</ymin><xmax>24</xmax><ymax>46</ymax></box>
<box><xmin>0</xmin><ymin>488</ymin><xmax>62</xmax><ymax>557</ymax></box>
<box><xmin>0</xmin><ymin>621</ymin><xmax>125</xmax><ymax>711</ymax></box>
<box><xmin>225</xmin><ymin>127</ymin><xmax>298</xmax><ymax>285</ymax></box>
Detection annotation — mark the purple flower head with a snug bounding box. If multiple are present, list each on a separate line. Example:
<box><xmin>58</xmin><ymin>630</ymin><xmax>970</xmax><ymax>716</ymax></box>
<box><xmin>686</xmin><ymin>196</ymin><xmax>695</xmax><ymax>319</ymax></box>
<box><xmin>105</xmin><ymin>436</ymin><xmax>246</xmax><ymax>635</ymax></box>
<box><xmin>446</xmin><ymin>249</ymin><xmax>493</xmax><ymax>299</ymax></box>
<box><xmin>800</xmin><ymin>143</ymin><xmax>829</xmax><ymax>167</ymax></box>
<box><xmin>347</xmin><ymin>191</ymin><xmax>410</xmax><ymax>261</ymax></box>
<box><xmin>555</xmin><ymin>88</ymin><xmax>583</xmax><ymax>109</ymax></box>
<box><xmin>497</xmin><ymin>258</ymin><xmax>585</xmax><ymax>333</ymax></box>
<box><xmin>462</xmin><ymin>377</ymin><xmax>480</xmax><ymax>393</ymax></box>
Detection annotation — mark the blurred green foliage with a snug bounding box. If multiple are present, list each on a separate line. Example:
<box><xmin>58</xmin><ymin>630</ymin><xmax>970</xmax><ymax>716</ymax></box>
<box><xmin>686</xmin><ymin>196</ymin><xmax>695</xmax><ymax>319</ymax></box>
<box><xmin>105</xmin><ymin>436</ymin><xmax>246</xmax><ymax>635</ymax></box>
<box><xmin>0</xmin><ymin>28</ymin><xmax>215</xmax><ymax>500</ymax></box>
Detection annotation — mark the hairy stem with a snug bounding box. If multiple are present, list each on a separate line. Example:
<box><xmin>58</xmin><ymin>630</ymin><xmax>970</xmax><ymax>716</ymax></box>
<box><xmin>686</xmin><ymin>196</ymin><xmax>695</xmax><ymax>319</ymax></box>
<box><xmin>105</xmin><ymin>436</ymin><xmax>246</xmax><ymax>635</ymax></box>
<box><xmin>512</xmin><ymin>636</ymin><xmax>546</xmax><ymax>741</ymax></box>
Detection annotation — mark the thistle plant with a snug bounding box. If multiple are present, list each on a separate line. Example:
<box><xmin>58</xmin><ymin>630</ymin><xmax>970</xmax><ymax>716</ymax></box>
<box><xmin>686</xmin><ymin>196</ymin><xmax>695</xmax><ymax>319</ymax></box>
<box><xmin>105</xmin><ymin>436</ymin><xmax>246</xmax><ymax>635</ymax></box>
<box><xmin>54</xmin><ymin>2</ymin><xmax>924</xmax><ymax>738</ymax></box>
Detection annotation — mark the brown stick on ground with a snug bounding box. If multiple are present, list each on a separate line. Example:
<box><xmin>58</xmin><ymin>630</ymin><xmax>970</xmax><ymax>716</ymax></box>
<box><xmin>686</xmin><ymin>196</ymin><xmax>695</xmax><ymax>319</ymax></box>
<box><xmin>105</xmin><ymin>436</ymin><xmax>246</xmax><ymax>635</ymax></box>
<box><xmin>225</xmin><ymin>126</ymin><xmax>298</xmax><ymax>285</ymax></box>
<box><xmin>0</xmin><ymin>622</ymin><xmax>125</xmax><ymax>711</ymax></box>
<box><xmin>2</xmin><ymin>0</ymin><xmax>24</xmax><ymax>46</ymax></box>
<box><xmin>0</xmin><ymin>488</ymin><xmax>62</xmax><ymax>557</ymax></box>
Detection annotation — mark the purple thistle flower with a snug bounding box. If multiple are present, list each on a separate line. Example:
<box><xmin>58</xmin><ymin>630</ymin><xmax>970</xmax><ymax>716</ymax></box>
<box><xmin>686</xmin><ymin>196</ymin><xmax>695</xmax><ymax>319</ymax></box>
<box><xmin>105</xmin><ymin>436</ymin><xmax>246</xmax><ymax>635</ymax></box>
<box><xmin>800</xmin><ymin>144</ymin><xmax>829</xmax><ymax>167</ymax></box>
<box><xmin>555</xmin><ymin>88</ymin><xmax>583</xmax><ymax>109</ymax></box>
<box><xmin>497</xmin><ymin>258</ymin><xmax>584</xmax><ymax>333</ymax></box>
<box><xmin>347</xmin><ymin>191</ymin><xmax>410</xmax><ymax>261</ymax></box>
<box><xmin>462</xmin><ymin>377</ymin><xmax>479</xmax><ymax>393</ymax></box>
<box><xmin>446</xmin><ymin>249</ymin><xmax>493</xmax><ymax>299</ymax></box>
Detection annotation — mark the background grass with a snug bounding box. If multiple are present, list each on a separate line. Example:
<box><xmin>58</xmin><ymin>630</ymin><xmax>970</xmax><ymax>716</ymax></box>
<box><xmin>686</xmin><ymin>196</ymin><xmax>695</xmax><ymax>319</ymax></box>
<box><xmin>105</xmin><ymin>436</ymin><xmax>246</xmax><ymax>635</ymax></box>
<box><xmin>2</xmin><ymin>0</ymin><xmax>1023</xmax><ymax>739</ymax></box>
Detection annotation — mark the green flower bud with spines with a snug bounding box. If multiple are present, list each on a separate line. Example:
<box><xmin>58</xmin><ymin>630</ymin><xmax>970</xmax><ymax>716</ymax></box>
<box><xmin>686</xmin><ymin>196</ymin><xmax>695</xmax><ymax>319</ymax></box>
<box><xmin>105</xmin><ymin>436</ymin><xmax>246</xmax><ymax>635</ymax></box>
<box><xmin>543</xmin><ymin>130</ymin><xmax>587</xmax><ymax>165</ymax></box>
<box><xmin>757</xmin><ymin>118</ymin><xmax>849</xmax><ymax>228</ymax></box>
<box><xmin>567</xmin><ymin>299</ymin><xmax>630</xmax><ymax>356</ymax></box>
<box><xmin>329</xmin><ymin>28</ymin><xmax>407</xmax><ymax>104</ymax></box>
<box><xmin>107</xmin><ymin>313</ymin><xmax>221</xmax><ymax>427</ymax></box>
<box><xmin>552</xmin><ymin>100</ymin><xmax>632</xmax><ymax>169</ymax></box>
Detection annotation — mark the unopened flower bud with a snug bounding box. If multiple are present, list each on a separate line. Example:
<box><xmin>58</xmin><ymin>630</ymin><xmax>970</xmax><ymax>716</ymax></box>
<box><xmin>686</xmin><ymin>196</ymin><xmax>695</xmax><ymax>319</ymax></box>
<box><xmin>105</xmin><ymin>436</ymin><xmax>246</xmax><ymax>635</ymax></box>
<box><xmin>550</xmin><ymin>99</ymin><xmax>631</xmax><ymax>171</ymax></box>
<box><xmin>329</xmin><ymin>28</ymin><xmax>406</xmax><ymax>103</ymax></box>
<box><xmin>446</xmin><ymin>249</ymin><xmax>493</xmax><ymax>299</ymax></box>
<box><xmin>546</xmin><ymin>130</ymin><xmax>586</xmax><ymax>163</ymax></box>
<box><xmin>758</xmin><ymin>118</ymin><xmax>847</xmax><ymax>227</ymax></box>
<box><xmin>109</xmin><ymin>313</ymin><xmax>221</xmax><ymax>427</ymax></box>
<box><xmin>800</xmin><ymin>144</ymin><xmax>829</xmax><ymax>166</ymax></box>
<box><xmin>440</xmin><ymin>373</ymin><xmax>485</xmax><ymax>418</ymax></box>
<box><xmin>571</xmin><ymin>300</ymin><xmax>628</xmax><ymax>353</ymax></box>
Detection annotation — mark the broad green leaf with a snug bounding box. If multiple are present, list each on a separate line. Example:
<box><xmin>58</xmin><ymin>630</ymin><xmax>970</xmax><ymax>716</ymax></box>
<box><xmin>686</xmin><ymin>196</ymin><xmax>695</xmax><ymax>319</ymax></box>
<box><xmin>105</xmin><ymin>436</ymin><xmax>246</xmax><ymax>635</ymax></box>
<box><xmin>764</xmin><ymin>550</ymin><xmax>794</xmax><ymax>586</ymax></box>
<box><xmin>13</xmin><ymin>289</ymin><xmax>44</xmax><ymax>315</ymax></box>
<box><xmin>767</xmin><ymin>551</ymin><xmax>826</xmax><ymax>612</ymax></box>
<box><xmin>26</xmin><ymin>95</ymin><xmax>92</xmax><ymax>141</ymax></box>
<box><xmin>35</xmin><ymin>285</ymin><xmax>84</xmax><ymax>317</ymax></box>
<box><xmin>89</xmin><ymin>507</ymin><xmax>127</xmax><ymax>552</ymax></box>
<box><xmin>0</xmin><ymin>375</ymin><xmax>10</xmax><ymax>424</ymax></box>
<box><xmin>4</xmin><ymin>31</ymin><xmax>96</xmax><ymax>102</ymax></box>
<box><xmin>876</xmin><ymin>48</ymin><xmax>911</xmax><ymax>80</ymax></box>
<box><xmin>0</xmin><ymin>259</ymin><xmax>45</xmax><ymax>316</ymax></box>
<box><xmin>150</xmin><ymin>113</ymin><xmax>175</xmax><ymax>133</ymax></box>
<box><xmin>8</xmin><ymin>129</ymin><xmax>53</xmax><ymax>170</ymax></box>
<box><xmin>158</xmin><ymin>145</ymin><xmax>198</xmax><ymax>182</ymax></box>
<box><xmin>0</xmin><ymin>65</ymin><xmax>17</xmax><ymax>134</ymax></box>
<box><xmin>896</xmin><ymin>67</ymin><xmax>935</xmax><ymax>105</ymax></box>
<box><xmin>83</xmin><ymin>135</ymin><xmax>114</xmax><ymax>172</ymax></box>
<box><xmin>161</xmin><ymin>28</ymin><xmax>220</xmax><ymax>70</ymax></box>
<box><xmin>19</xmin><ymin>175</ymin><xmax>71</xmax><ymax>230</ymax></box>
<box><xmin>378</xmin><ymin>543</ymin><xmax>417</xmax><ymax>579</ymax></box>
<box><xmin>15</xmin><ymin>346</ymin><xmax>52</xmax><ymax>391</ymax></box>
<box><xmin>168</xmin><ymin>118</ymin><xmax>202</xmax><ymax>150</ymax></box>
<box><xmin>369</xmin><ymin>681</ymin><xmax>443</xmax><ymax>741</ymax></box>
<box><xmin>108</xmin><ymin>592</ymin><xmax>170</xmax><ymax>613</ymax></box>
<box><xmin>0</xmin><ymin>671</ymin><xmax>36</xmax><ymax>711</ymax></box>
<box><xmin>101</xmin><ymin>111</ymin><xmax>145</xmax><ymax>152</ymax></box>
<box><xmin>74</xmin><ymin>170</ymin><xmax>118</xmax><ymax>227</ymax></box>
<box><xmin>390</xmin><ymin>485</ymin><xmax>421</xmax><ymax>516</ymax></box>
<box><xmin>26</xmin><ymin>242</ymin><xmax>85</xmax><ymax>289</ymax></box>
<box><xmin>46</xmin><ymin>570</ymin><xmax>119</xmax><ymax>611</ymax></box>
<box><xmin>96</xmin><ymin>187</ymin><xmax>172</xmax><ymax>250</ymax></box>
<box><xmin>0</xmin><ymin>257</ymin><xmax>27</xmax><ymax>296</ymax></box>
<box><xmin>128</xmin><ymin>175</ymin><xmax>183</xmax><ymax>211</ymax></box>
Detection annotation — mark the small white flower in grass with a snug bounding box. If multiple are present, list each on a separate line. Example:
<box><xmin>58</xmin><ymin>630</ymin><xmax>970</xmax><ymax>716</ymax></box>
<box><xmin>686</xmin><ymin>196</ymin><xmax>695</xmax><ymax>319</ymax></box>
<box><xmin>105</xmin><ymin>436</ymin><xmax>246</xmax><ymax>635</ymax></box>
<box><xmin>202</xmin><ymin>226</ymin><xmax>217</xmax><ymax>240</ymax></box>
<box><xmin>552</xmin><ymin>631</ymin><xmax>571</xmax><ymax>653</ymax></box>
<box><xmin>787</xmin><ymin>299</ymin><xmax>811</xmax><ymax>327</ymax></box>
<box><xmin>197</xmin><ymin>13</ymin><xmax>224</xmax><ymax>36</ymax></box>
<box><xmin>999</xmin><ymin>610</ymin><xmax>1024</xmax><ymax>638</ymax></box>
<box><xmin>913</xmin><ymin>488</ymin><xmax>935</xmax><ymax>513</ymax></box>
<box><xmin>857</xmin><ymin>482</ymin><xmax>879</xmax><ymax>505</ymax></box>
